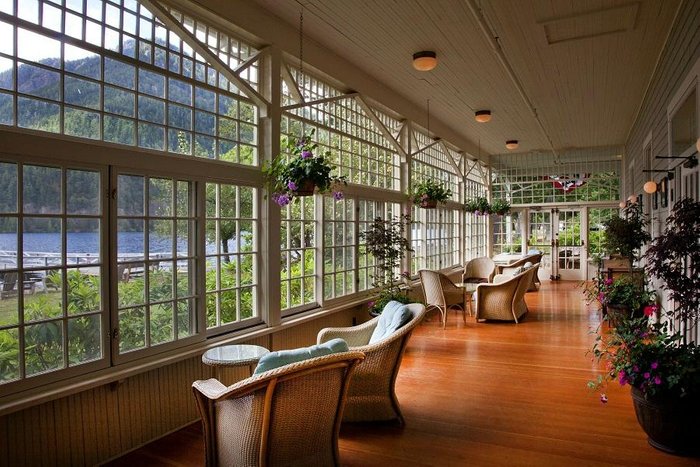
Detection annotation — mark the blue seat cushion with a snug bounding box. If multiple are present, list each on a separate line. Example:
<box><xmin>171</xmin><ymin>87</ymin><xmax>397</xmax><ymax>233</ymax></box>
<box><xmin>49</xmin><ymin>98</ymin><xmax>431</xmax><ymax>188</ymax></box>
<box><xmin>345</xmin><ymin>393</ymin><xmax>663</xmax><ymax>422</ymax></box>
<box><xmin>253</xmin><ymin>338</ymin><xmax>349</xmax><ymax>375</ymax></box>
<box><xmin>368</xmin><ymin>301</ymin><xmax>412</xmax><ymax>344</ymax></box>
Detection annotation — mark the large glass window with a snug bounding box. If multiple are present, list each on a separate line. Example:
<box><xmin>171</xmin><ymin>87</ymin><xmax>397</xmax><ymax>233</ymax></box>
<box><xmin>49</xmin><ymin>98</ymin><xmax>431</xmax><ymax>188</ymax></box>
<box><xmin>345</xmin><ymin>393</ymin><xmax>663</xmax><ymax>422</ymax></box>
<box><xmin>205</xmin><ymin>183</ymin><xmax>258</xmax><ymax>330</ymax></box>
<box><xmin>116</xmin><ymin>173</ymin><xmax>196</xmax><ymax>354</ymax></box>
<box><xmin>322</xmin><ymin>196</ymin><xmax>355</xmax><ymax>300</ymax></box>
<box><xmin>493</xmin><ymin>212</ymin><xmax>522</xmax><ymax>255</ymax></box>
<box><xmin>0</xmin><ymin>161</ymin><xmax>105</xmax><ymax>384</ymax></box>
<box><xmin>0</xmin><ymin>0</ymin><xmax>258</xmax><ymax>164</ymax></box>
<box><xmin>280</xmin><ymin>197</ymin><xmax>316</xmax><ymax>313</ymax></box>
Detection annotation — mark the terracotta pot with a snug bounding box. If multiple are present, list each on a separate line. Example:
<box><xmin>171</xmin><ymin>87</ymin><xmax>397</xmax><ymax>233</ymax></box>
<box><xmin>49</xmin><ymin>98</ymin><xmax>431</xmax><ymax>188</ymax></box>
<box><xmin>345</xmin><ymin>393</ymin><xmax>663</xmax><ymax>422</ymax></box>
<box><xmin>420</xmin><ymin>199</ymin><xmax>437</xmax><ymax>208</ymax></box>
<box><xmin>294</xmin><ymin>179</ymin><xmax>316</xmax><ymax>196</ymax></box>
<box><xmin>631</xmin><ymin>386</ymin><xmax>700</xmax><ymax>456</ymax></box>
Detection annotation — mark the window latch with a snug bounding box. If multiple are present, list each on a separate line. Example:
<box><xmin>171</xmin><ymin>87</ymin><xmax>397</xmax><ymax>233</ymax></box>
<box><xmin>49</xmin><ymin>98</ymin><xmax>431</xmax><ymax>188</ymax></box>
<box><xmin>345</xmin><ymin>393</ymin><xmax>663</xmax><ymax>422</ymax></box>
<box><xmin>110</xmin><ymin>328</ymin><xmax>119</xmax><ymax>340</ymax></box>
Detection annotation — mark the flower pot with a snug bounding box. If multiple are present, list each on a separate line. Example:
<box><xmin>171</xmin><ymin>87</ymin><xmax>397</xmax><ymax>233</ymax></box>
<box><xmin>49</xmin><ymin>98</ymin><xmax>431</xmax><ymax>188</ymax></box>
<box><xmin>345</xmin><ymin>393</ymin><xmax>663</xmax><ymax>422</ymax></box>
<box><xmin>605</xmin><ymin>304</ymin><xmax>635</xmax><ymax>327</ymax></box>
<box><xmin>295</xmin><ymin>180</ymin><xmax>316</xmax><ymax>196</ymax></box>
<box><xmin>420</xmin><ymin>199</ymin><xmax>437</xmax><ymax>208</ymax></box>
<box><xmin>631</xmin><ymin>386</ymin><xmax>700</xmax><ymax>456</ymax></box>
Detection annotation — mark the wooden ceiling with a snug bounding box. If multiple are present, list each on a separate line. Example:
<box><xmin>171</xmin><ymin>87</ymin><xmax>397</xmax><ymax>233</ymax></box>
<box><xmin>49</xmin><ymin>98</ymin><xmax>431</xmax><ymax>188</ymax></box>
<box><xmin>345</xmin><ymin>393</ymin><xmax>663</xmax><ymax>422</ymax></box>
<box><xmin>241</xmin><ymin>0</ymin><xmax>679</xmax><ymax>158</ymax></box>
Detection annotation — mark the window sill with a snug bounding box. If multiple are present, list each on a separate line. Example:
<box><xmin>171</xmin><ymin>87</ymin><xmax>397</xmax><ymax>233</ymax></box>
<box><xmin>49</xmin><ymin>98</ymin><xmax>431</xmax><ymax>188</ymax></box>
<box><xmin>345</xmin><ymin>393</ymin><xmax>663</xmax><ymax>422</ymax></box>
<box><xmin>0</xmin><ymin>298</ymin><xmax>368</xmax><ymax>416</ymax></box>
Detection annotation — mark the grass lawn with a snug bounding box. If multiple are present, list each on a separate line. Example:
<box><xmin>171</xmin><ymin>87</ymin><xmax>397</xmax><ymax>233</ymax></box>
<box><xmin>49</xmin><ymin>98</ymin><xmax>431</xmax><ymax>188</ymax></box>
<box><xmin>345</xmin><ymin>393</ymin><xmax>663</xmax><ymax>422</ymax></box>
<box><xmin>0</xmin><ymin>291</ymin><xmax>63</xmax><ymax>326</ymax></box>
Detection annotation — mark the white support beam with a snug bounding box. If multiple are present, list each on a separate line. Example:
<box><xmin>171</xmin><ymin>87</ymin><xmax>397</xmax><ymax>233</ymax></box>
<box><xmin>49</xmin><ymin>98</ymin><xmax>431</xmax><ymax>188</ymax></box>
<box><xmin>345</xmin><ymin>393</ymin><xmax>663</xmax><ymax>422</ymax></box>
<box><xmin>355</xmin><ymin>96</ymin><xmax>408</xmax><ymax>160</ymax></box>
<box><xmin>281</xmin><ymin>61</ymin><xmax>304</xmax><ymax>104</ymax></box>
<box><xmin>439</xmin><ymin>140</ymin><xmax>464</xmax><ymax>178</ymax></box>
<box><xmin>234</xmin><ymin>46</ymin><xmax>269</xmax><ymax>74</ymax></box>
<box><xmin>143</xmin><ymin>0</ymin><xmax>270</xmax><ymax>111</ymax></box>
<box><xmin>411</xmin><ymin>139</ymin><xmax>441</xmax><ymax>156</ymax></box>
<box><xmin>281</xmin><ymin>92</ymin><xmax>359</xmax><ymax>111</ymax></box>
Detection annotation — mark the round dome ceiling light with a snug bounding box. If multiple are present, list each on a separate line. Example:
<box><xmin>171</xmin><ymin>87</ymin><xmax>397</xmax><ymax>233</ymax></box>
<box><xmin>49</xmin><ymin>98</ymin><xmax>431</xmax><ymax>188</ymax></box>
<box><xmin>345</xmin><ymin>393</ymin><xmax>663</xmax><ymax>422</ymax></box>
<box><xmin>505</xmin><ymin>140</ymin><xmax>519</xmax><ymax>150</ymax></box>
<box><xmin>412</xmin><ymin>51</ymin><xmax>437</xmax><ymax>71</ymax></box>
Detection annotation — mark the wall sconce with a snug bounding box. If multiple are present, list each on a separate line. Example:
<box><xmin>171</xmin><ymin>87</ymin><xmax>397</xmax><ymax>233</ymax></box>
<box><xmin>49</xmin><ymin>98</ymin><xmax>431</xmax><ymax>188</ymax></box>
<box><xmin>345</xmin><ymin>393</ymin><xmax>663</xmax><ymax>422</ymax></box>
<box><xmin>505</xmin><ymin>140</ymin><xmax>519</xmax><ymax>150</ymax></box>
<box><xmin>475</xmin><ymin>110</ymin><xmax>491</xmax><ymax>123</ymax></box>
<box><xmin>643</xmin><ymin>180</ymin><xmax>658</xmax><ymax>194</ymax></box>
<box><xmin>618</xmin><ymin>201</ymin><xmax>626</xmax><ymax>208</ymax></box>
<box><xmin>412</xmin><ymin>51</ymin><xmax>437</xmax><ymax>71</ymax></box>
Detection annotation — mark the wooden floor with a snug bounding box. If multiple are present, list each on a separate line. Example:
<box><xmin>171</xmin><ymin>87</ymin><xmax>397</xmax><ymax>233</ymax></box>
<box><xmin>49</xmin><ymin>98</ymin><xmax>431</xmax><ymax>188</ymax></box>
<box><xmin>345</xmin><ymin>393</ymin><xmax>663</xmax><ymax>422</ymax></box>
<box><xmin>106</xmin><ymin>281</ymin><xmax>699</xmax><ymax>466</ymax></box>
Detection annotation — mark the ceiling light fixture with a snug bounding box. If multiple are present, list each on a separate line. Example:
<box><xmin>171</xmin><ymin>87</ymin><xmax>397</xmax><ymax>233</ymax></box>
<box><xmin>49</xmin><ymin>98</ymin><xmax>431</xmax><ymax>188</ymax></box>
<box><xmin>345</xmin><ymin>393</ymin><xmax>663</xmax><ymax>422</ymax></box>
<box><xmin>412</xmin><ymin>51</ymin><xmax>437</xmax><ymax>71</ymax></box>
<box><xmin>505</xmin><ymin>140</ymin><xmax>519</xmax><ymax>150</ymax></box>
<box><xmin>475</xmin><ymin>110</ymin><xmax>491</xmax><ymax>123</ymax></box>
<box><xmin>643</xmin><ymin>180</ymin><xmax>658</xmax><ymax>194</ymax></box>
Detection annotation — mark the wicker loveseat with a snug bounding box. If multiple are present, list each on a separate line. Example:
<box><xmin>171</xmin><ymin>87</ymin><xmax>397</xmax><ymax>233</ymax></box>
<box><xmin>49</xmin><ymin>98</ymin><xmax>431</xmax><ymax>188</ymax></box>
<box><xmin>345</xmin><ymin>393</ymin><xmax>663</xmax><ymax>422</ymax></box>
<box><xmin>498</xmin><ymin>253</ymin><xmax>542</xmax><ymax>291</ymax></box>
<box><xmin>193</xmin><ymin>351</ymin><xmax>364</xmax><ymax>466</ymax></box>
<box><xmin>473</xmin><ymin>266</ymin><xmax>537</xmax><ymax>323</ymax></box>
<box><xmin>316</xmin><ymin>303</ymin><xmax>426</xmax><ymax>425</ymax></box>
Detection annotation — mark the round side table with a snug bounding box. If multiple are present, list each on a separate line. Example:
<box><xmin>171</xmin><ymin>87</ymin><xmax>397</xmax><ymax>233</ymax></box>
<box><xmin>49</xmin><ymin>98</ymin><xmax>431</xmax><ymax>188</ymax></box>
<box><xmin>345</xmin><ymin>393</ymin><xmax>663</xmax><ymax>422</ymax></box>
<box><xmin>202</xmin><ymin>344</ymin><xmax>270</xmax><ymax>382</ymax></box>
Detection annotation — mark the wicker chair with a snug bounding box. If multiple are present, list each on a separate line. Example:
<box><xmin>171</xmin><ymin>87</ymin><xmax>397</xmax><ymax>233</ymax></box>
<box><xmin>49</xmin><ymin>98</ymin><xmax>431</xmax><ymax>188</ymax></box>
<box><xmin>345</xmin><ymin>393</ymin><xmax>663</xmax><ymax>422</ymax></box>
<box><xmin>499</xmin><ymin>253</ymin><xmax>543</xmax><ymax>290</ymax></box>
<box><xmin>473</xmin><ymin>266</ymin><xmax>536</xmax><ymax>323</ymax></box>
<box><xmin>316</xmin><ymin>303</ymin><xmax>426</xmax><ymax>425</ymax></box>
<box><xmin>462</xmin><ymin>256</ymin><xmax>496</xmax><ymax>284</ymax></box>
<box><xmin>419</xmin><ymin>270</ymin><xmax>467</xmax><ymax>329</ymax></box>
<box><xmin>193</xmin><ymin>351</ymin><xmax>365</xmax><ymax>467</ymax></box>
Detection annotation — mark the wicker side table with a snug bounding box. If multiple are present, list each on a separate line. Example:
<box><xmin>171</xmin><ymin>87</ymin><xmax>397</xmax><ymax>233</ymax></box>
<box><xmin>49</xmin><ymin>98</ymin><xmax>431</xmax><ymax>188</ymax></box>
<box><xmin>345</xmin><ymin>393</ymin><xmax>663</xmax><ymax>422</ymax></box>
<box><xmin>201</xmin><ymin>344</ymin><xmax>270</xmax><ymax>382</ymax></box>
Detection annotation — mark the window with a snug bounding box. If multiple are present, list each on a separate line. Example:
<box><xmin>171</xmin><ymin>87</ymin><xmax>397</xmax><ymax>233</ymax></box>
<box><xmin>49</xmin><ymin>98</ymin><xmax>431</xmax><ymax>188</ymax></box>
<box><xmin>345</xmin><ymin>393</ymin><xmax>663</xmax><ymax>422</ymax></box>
<box><xmin>116</xmin><ymin>174</ymin><xmax>196</xmax><ymax>356</ymax></box>
<box><xmin>0</xmin><ymin>0</ymin><xmax>258</xmax><ymax>164</ymax></box>
<box><xmin>0</xmin><ymin>161</ymin><xmax>106</xmax><ymax>384</ymax></box>
<box><xmin>322</xmin><ymin>196</ymin><xmax>355</xmax><ymax>300</ymax></box>
<box><xmin>205</xmin><ymin>183</ymin><xmax>258</xmax><ymax>330</ymax></box>
<box><xmin>588</xmin><ymin>208</ymin><xmax>616</xmax><ymax>257</ymax></box>
<box><xmin>493</xmin><ymin>212</ymin><xmax>522</xmax><ymax>255</ymax></box>
<box><xmin>280</xmin><ymin>197</ymin><xmax>316</xmax><ymax>313</ymax></box>
<box><xmin>357</xmin><ymin>200</ymin><xmax>402</xmax><ymax>290</ymax></box>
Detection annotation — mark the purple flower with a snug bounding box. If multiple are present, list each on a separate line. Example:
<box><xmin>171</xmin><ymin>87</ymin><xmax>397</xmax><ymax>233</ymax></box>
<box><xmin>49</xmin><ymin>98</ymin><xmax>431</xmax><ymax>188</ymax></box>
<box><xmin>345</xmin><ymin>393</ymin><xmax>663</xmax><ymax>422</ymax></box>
<box><xmin>651</xmin><ymin>361</ymin><xmax>658</xmax><ymax>370</ymax></box>
<box><xmin>604</xmin><ymin>278</ymin><xmax>613</xmax><ymax>285</ymax></box>
<box><xmin>633</xmin><ymin>365</ymin><xmax>639</xmax><ymax>372</ymax></box>
<box><xmin>367</xmin><ymin>301</ymin><xmax>375</xmax><ymax>309</ymax></box>
<box><xmin>333</xmin><ymin>191</ymin><xmax>344</xmax><ymax>201</ymax></box>
<box><xmin>301</xmin><ymin>150</ymin><xmax>312</xmax><ymax>159</ymax></box>
<box><xmin>287</xmin><ymin>181</ymin><xmax>298</xmax><ymax>191</ymax></box>
<box><xmin>598</xmin><ymin>293</ymin><xmax>605</xmax><ymax>302</ymax></box>
<box><xmin>644</xmin><ymin>372</ymin><xmax>651</xmax><ymax>380</ymax></box>
<box><xmin>654</xmin><ymin>376</ymin><xmax>662</xmax><ymax>385</ymax></box>
<box><xmin>274</xmin><ymin>193</ymin><xmax>291</xmax><ymax>207</ymax></box>
<box><xmin>474</xmin><ymin>210</ymin><xmax>481</xmax><ymax>216</ymax></box>
<box><xmin>618</xmin><ymin>370</ymin><xmax>627</xmax><ymax>386</ymax></box>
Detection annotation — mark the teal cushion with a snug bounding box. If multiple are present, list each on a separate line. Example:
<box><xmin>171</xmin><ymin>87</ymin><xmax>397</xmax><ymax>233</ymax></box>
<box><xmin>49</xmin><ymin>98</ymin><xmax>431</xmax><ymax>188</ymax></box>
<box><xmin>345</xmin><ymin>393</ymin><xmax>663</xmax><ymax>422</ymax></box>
<box><xmin>253</xmin><ymin>338</ymin><xmax>349</xmax><ymax>375</ymax></box>
<box><xmin>368</xmin><ymin>301</ymin><xmax>412</xmax><ymax>344</ymax></box>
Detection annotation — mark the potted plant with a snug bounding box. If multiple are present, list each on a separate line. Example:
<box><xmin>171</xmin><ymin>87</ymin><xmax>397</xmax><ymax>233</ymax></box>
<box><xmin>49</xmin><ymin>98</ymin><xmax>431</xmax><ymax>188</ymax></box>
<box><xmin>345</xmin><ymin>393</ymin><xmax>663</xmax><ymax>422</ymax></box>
<box><xmin>601</xmin><ymin>202</ymin><xmax>650</xmax><ymax>267</ymax></box>
<box><xmin>490</xmin><ymin>198</ymin><xmax>511</xmax><ymax>216</ymax></box>
<box><xmin>409</xmin><ymin>179</ymin><xmax>452</xmax><ymax>208</ymax></box>
<box><xmin>590</xmin><ymin>198</ymin><xmax>700</xmax><ymax>455</ymax></box>
<box><xmin>262</xmin><ymin>130</ymin><xmax>346</xmax><ymax>207</ymax></box>
<box><xmin>464</xmin><ymin>196</ymin><xmax>490</xmax><ymax>215</ymax></box>
<box><xmin>585</xmin><ymin>275</ymin><xmax>655</xmax><ymax>327</ymax></box>
<box><xmin>359</xmin><ymin>214</ymin><xmax>413</xmax><ymax>315</ymax></box>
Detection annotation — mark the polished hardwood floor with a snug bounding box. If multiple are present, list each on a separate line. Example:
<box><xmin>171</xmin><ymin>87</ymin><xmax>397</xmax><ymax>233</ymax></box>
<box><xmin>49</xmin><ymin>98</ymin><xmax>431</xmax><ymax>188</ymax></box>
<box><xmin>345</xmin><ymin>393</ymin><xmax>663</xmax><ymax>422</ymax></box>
<box><xmin>106</xmin><ymin>281</ymin><xmax>699</xmax><ymax>466</ymax></box>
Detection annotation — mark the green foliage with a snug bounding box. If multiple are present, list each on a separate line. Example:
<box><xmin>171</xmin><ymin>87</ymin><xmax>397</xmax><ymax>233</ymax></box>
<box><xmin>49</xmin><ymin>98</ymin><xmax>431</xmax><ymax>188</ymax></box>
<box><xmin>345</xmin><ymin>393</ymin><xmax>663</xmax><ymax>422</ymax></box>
<box><xmin>590</xmin><ymin>317</ymin><xmax>700</xmax><ymax>398</ymax></box>
<box><xmin>262</xmin><ymin>130</ymin><xmax>346</xmax><ymax>206</ymax></box>
<box><xmin>409</xmin><ymin>179</ymin><xmax>451</xmax><ymax>206</ymax></box>
<box><xmin>490</xmin><ymin>198</ymin><xmax>511</xmax><ymax>215</ymax></box>
<box><xmin>645</xmin><ymin>198</ymin><xmax>700</xmax><ymax>327</ymax></box>
<box><xmin>601</xmin><ymin>202</ymin><xmax>650</xmax><ymax>262</ymax></box>
<box><xmin>359</xmin><ymin>214</ymin><xmax>412</xmax><ymax>290</ymax></box>
<box><xmin>367</xmin><ymin>287</ymin><xmax>411</xmax><ymax>315</ymax></box>
<box><xmin>584</xmin><ymin>274</ymin><xmax>654</xmax><ymax>313</ymax></box>
<box><xmin>464</xmin><ymin>196</ymin><xmax>490</xmax><ymax>215</ymax></box>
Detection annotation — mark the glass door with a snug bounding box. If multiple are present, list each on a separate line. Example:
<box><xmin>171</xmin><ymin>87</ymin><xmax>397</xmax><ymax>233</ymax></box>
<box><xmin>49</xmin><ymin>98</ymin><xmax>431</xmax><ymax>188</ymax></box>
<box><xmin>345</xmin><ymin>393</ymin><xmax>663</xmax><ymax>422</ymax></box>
<box><xmin>554</xmin><ymin>209</ymin><xmax>586</xmax><ymax>280</ymax></box>
<box><xmin>528</xmin><ymin>211</ymin><xmax>552</xmax><ymax>280</ymax></box>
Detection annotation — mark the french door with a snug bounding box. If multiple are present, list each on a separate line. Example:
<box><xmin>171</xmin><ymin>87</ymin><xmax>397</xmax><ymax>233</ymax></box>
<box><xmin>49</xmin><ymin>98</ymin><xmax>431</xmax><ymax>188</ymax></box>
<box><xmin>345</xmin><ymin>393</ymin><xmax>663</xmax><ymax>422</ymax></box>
<box><xmin>554</xmin><ymin>209</ymin><xmax>586</xmax><ymax>280</ymax></box>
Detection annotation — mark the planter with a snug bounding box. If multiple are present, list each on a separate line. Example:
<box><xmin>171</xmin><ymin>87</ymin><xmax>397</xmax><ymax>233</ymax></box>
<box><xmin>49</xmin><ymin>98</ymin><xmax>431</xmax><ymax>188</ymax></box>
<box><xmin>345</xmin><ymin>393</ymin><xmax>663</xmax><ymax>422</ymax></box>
<box><xmin>420</xmin><ymin>199</ymin><xmax>438</xmax><ymax>209</ymax></box>
<box><xmin>605</xmin><ymin>304</ymin><xmax>640</xmax><ymax>327</ymax></box>
<box><xmin>631</xmin><ymin>386</ymin><xmax>700</xmax><ymax>456</ymax></box>
<box><xmin>294</xmin><ymin>180</ymin><xmax>316</xmax><ymax>196</ymax></box>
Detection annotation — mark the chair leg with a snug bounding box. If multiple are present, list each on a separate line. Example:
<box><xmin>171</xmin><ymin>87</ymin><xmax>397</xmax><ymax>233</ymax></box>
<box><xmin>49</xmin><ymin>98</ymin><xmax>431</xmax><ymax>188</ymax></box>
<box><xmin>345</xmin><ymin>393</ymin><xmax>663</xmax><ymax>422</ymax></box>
<box><xmin>441</xmin><ymin>306</ymin><xmax>447</xmax><ymax>329</ymax></box>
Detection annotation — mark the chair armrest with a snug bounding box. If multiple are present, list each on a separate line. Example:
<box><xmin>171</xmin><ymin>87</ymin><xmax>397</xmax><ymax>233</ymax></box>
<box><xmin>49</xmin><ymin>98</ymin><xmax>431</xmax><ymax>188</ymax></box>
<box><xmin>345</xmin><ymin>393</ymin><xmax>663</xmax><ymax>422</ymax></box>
<box><xmin>317</xmin><ymin>318</ymin><xmax>378</xmax><ymax>347</ymax></box>
<box><xmin>493</xmin><ymin>274</ymin><xmax>511</xmax><ymax>284</ymax></box>
<box><xmin>192</xmin><ymin>378</ymin><xmax>228</xmax><ymax>399</ymax></box>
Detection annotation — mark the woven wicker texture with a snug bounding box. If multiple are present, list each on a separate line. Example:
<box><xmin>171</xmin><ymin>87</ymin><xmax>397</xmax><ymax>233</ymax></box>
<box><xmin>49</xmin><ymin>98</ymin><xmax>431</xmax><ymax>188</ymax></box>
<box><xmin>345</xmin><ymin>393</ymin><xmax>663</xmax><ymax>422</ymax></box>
<box><xmin>419</xmin><ymin>270</ymin><xmax>466</xmax><ymax>329</ymax></box>
<box><xmin>317</xmin><ymin>303</ymin><xmax>426</xmax><ymax>425</ymax></box>
<box><xmin>461</xmin><ymin>257</ymin><xmax>496</xmax><ymax>283</ymax></box>
<box><xmin>193</xmin><ymin>351</ymin><xmax>364</xmax><ymax>466</ymax></box>
<box><xmin>474</xmin><ymin>266</ymin><xmax>537</xmax><ymax>323</ymax></box>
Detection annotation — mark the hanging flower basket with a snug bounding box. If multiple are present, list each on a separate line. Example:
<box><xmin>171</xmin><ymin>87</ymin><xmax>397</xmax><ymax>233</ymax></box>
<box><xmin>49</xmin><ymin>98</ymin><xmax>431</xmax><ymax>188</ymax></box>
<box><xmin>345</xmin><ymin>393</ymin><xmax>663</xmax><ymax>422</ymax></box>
<box><xmin>410</xmin><ymin>179</ymin><xmax>451</xmax><ymax>208</ymax></box>
<box><xmin>262</xmin><ymin>130</ymin><xmax>346</xmax><ymax>207</ymax></box>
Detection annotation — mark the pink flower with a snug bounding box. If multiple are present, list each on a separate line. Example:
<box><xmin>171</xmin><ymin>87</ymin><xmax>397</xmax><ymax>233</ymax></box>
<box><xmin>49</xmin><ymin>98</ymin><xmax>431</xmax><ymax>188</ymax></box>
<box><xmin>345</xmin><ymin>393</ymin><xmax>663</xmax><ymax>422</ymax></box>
<box><xmin>367</xmin><ymin>301</ymin><xmax>375</xmax><ymax>309</ymax></box>
<box><xmin>598</xmin><ymin>293</ymin><xmax>605</xmax><ymax>302</ymax></box>
<box><xmin>333</xmin><ymin>191</ymin><xmax>344</xmax><ymax>201</ymax></box>
<box><xmin>618</xmin><ymin>370</ymin><xmax>627</xmax><ymax>386</ymax></box>
<box><xmin>644</xmin><ymin>372</ymin><xmax>651</xmax><ymax>379</ymax></box>
<box><xmin>600</xmin><ymin>393</ymin><xmax>608</xmax><ymax>404</ymax></box>
<box><xmin>301</xmin><ymin>150</ymin><xmax>312</xmax><ymax>159</ymax></box>
<box><xmin>604</xmin><ymin>278</ymin><xmax>613</xmax><ymax>286</ymax></box>
<box><xmin>654</xmin><ymin>376</ymin><xmax>662</xmax><ymax>385</ymax></box>
<box><xmin>287</xmin><ymin>181</ymin><xmax>297</xmax><ymax>191</ymax></box>
<box><xmin>643</xmin><ymin>305</ymin><xmax>657</xmax><ymax>317</ymax></box>
<box><xmin>651</xmin><ymin>361</ymin><xmax>658</xmax><ymax>370</ymax></box>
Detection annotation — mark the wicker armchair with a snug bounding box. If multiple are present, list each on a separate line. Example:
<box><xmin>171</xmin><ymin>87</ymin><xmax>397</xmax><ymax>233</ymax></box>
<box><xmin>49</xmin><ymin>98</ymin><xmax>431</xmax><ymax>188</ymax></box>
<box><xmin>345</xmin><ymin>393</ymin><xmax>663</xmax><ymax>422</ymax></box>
<box><xmin>462</xmin><ymin>256</ymin><xmax>496</xmax><ymax>283</ymax></box>
<box><xmin>193</xmin><ymin>351</ymin><xmax>365</xmax><ymax>467</ymax></box>
<box><xmin>419</xmin><ymin>270</ymin><xmax>467</xmax><ymax>329</ymax></box>
<box><xmin>316</xmin><ymin>303</ymin><xmax>426</xmax><ymax>425</ymax></box>
<box><xmin>473</xmin><ymin>266</ymin><xmax>536</xmax><ymax>323</ymax></box>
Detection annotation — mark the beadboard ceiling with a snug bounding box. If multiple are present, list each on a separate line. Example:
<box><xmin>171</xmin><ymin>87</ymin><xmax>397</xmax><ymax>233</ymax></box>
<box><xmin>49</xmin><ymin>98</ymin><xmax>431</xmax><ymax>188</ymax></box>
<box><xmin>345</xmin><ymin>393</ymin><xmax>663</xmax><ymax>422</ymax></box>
<box><xmin>244</xmin><ymin>0</ymin><xmax>680</xmax><ymax>158</ymax></box>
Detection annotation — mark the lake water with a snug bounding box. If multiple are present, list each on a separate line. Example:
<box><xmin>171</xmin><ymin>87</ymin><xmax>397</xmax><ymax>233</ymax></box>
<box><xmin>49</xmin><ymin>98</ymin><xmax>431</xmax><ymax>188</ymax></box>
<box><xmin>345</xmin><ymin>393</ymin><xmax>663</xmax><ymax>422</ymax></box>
<box><xmin>0</xmin><ymin>232</ymin><xmax>232</xmax><ymax>256</ymax></box>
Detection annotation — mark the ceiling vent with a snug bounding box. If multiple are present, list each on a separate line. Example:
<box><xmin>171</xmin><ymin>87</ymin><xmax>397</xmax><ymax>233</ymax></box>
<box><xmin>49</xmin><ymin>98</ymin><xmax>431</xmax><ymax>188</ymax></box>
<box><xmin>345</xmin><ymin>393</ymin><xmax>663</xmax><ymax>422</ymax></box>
<box><xmin>538</xmin><ymin>3</ymin><xmax>639</xmax><ymax>45</ymax></box>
